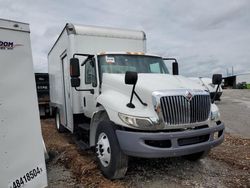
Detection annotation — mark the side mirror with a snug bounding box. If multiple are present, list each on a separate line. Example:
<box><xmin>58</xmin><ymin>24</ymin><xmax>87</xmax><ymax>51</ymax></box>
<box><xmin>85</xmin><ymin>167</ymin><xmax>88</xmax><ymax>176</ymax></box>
<box><xmin>70</xmin><ymin>58</ymin><xmax>80</xmax><ymax>87</ymax></box>
<box><xmin>124</xmin><ymin>71</ymin><xmax>147</xmax><ymax>108</ymax></box>
<box><xmin>70</xmin><ymin>58</ymin><xmax>80</xmax><ymax>77</ymax></box>
<box><xmin>125</xmin><ymin>71</ymin><xmax>138</xmax><ymax>108</ymax></box>
<box><xmin>212</xmin><ymin>74</ymin><xmax>222</xmax><ymax>85</ymax></box>
<box><xmin>125</xmin><ymin>71</ymin><xmax>138</xmax><ymax>85</ymax></box>
<box><xmin>71</xmin><ymin>77</ymin><xmax>80</xmax><ymax>87</ymax></box>
<box><xmin>172</xmin><ymin>62</ymin><xmax>179</xmax><ymax>75</ymax></box>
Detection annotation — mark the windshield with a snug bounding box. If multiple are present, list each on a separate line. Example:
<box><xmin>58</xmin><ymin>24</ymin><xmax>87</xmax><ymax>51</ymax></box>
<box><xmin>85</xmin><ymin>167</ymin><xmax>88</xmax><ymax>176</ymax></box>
<box><xmin>98</xmin><ymin>54</ymin><xmax>169</xmax><ymax>75</ymax></box>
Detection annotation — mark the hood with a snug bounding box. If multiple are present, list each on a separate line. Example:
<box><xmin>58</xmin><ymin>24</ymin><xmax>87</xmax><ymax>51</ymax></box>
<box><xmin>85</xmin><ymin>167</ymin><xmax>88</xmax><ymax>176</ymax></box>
<box><xmin>102</xmin><ymin>73</ymin><xmax>204</xmax><ymax>93</ymax></box>
<box><xmin>101</xmin><ymin>73</ymin><xmax>205</xmax><ymax>104</ymax></box>
<box><xmin>100</xmin><ymin>73</ymin><xmax>207</xmax><ymax>116</ymax></box>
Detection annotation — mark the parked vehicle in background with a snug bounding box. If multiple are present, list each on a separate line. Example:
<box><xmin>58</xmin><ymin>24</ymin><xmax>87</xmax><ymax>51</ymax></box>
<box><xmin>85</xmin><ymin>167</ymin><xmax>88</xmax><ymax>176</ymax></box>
<box><xmin>237</xmin><ymin>82</ymin><xmax>250</xmax><ymax>89</ymax></box>
<box><xmin>35</xmin><ymin>73</ymin><xmax>51</xmax><ymax>118</ymax></box>
<box><xmin>0</xmin><ymin>18</ymin><xmax>47</xmax><ymax>188</ymax></box>
<box><xmin>189</xmin><ymin>77</ymin><xmax>223</xmax><ymax>101</ymax></box>
<box><xmin>48</xmin><ymin>23</ymin><xmax>224</xmax><ymax>179</ymax></box>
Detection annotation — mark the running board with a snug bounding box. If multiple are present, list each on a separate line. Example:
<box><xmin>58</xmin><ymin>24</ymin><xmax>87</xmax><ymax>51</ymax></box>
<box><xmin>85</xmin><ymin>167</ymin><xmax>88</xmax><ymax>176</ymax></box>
<box><xmin>73</xmin><ymin>138</ymin><xmax>91</xmax><ymax>150</ymax></box>
<box><xmin>77</xmin><ymin>140</ymin><xmax>91</xmax><ymax>150</ymax></box>
<box><xmin>78</xmin><ymin>123</ymin><xmax>90</xmax><ymax>131</ymax></box>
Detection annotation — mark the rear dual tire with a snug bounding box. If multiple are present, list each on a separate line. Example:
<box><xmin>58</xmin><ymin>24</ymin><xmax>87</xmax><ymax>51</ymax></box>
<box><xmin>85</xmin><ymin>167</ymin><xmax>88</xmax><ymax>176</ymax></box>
<box><xmin>55</xmin><ymin>109</ymin><xmax>67</xmax><ymax>133</ymax></box>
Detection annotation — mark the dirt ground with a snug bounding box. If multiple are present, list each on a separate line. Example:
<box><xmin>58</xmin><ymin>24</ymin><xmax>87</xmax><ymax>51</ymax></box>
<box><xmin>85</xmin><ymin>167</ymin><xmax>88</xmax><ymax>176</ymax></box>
<box><xmin>43</xmin><ymin>89</ymin><xmax>250</xmax><ymax>188</ymax></box>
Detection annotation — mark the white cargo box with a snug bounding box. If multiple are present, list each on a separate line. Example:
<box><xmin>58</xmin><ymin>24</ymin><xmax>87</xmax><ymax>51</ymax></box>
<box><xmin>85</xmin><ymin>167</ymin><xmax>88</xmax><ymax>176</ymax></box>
<box><xmin>48</xmin><ymin>23</ymin><xmax>146</xmax><ymax>132</ymax></box>
<box><xmin>0</xmin><ymin>19</ymin><xmax>47</xmax><ymax>188</ymax></box>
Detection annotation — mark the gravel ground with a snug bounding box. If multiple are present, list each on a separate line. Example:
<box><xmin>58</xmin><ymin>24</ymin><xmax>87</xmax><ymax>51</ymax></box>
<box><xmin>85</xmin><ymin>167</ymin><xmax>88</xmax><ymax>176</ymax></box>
<box><xmin>43</xmin><ymin>89</ymin><xmax>250</xmax><ymax>188</ymax></box>
<box><xmin>216</xmin><ymin>89</ymin><xmax>250</xmax><ymax>138</ymax></box>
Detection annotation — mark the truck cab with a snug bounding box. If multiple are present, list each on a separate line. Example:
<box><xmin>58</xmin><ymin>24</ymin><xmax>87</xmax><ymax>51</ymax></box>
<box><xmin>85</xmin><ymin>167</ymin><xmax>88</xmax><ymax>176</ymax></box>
<box><xmin>48</xmin><ymin>24</ymin><xmax>224</xmax><ymax>180</ymax></box>
<box><xmin>70</xmin><ymin>52</ymin><xmax>224</xmax><ymax>179</ymax></box>
<box><xmin>77</xmin><ymin>53</ymin><xmax>170</xmax><ymax>118</ymax></box>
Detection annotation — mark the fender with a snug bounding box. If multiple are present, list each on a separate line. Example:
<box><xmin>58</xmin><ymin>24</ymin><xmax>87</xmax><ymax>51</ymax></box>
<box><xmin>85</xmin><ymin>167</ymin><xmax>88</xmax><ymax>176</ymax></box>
<box><xmin>89</xmin><ymin>103</ymin><xmax>123</xmax><ymax>146</ymax></box>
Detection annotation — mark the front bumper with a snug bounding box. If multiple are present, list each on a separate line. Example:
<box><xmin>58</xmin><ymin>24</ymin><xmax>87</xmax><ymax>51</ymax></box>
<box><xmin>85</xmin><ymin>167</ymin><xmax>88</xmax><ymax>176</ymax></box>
<box><xmin>116</xmin><ymin>122</ymin><xmax>224</xmax><ymax>158</ymax></box>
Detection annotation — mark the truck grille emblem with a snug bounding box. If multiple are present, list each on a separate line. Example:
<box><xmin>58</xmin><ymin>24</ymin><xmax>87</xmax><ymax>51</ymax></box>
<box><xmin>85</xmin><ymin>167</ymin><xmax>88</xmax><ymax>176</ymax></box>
<box><xmin>185</xmin><ymin>91</ymin><xmax>193</xmax><ymax>101</ymax></box>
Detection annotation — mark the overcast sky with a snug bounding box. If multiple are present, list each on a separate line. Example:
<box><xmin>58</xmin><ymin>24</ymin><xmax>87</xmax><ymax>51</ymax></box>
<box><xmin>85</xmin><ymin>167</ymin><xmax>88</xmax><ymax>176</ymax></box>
<box><xmin>1</xmin><ymin>0</ymin><xmax>249</xmax><ymax>77</ymax></box>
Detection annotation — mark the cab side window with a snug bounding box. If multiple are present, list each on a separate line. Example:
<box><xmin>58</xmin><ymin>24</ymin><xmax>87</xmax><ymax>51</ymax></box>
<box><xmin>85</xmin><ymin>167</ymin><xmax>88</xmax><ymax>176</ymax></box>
<box><xmin>85</xmin><ymin>59</ymin><xmax>97</xmax><ymax>86</ymax></box>
<box><xmin>149</xmin><ymin>62</ymin><xmax>165</xmax><ymax>73</ymax></box>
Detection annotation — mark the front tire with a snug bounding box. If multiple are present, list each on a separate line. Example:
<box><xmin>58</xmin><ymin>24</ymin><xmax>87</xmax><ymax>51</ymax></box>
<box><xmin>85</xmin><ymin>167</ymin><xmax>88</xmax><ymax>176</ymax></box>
<box><xmin>95</xmin><ymin>121</ymin><xmax>128</xmax><ymax>179</ymax></box>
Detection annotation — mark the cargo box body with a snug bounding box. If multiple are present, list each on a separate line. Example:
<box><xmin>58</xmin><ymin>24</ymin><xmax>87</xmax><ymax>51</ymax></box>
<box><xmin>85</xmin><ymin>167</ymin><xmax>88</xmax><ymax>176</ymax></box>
<box><xmin>48</xmin><ymin>23</ymin><xmax>146</xmax><ymax>132</ymax></box>
<box><xmin>0</xmin><ymin>18</ymin><xmax>47</xmax><ymax>188</ymax></box>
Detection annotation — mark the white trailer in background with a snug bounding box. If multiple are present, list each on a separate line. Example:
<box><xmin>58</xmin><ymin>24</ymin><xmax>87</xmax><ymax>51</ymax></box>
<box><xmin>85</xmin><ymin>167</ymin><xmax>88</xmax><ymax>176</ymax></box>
<box><xmin>0</xmin><ymin>19</ymin><xmax>47</xmax><ymax>188</ymax></box>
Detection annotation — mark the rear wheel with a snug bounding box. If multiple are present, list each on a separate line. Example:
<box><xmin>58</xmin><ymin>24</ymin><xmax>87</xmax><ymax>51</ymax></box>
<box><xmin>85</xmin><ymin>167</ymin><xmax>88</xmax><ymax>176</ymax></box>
<box><xmin>95</xmin><ymin>121</ymin><xmax>128</xmax><ymax>179</ymax></box>
<box><xmin>55</xmin><ymin>109</ymin><xmax>66</xmax><ymax>133</ymax></box>
<box><xmin>183</xmin><ymin>150</ymin><xmax>210</xmax><ymax>161</ymax></box>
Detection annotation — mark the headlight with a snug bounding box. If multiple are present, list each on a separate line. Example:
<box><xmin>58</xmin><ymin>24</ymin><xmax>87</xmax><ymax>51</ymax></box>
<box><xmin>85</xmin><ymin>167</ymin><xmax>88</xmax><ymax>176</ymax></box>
<box><xmin>211</xmin><ymin>111</ymin><xmax>220</xmax><ymax>121</ymax></box>
<box><xmin>210</xmin><ymin>104</ymin><xmax>220</xmax><ymax>121</ymax></box>
<box><xmin>118</xmin><ymin>113</ymin><xmax>158</xmax><ymax>129</ymax></box>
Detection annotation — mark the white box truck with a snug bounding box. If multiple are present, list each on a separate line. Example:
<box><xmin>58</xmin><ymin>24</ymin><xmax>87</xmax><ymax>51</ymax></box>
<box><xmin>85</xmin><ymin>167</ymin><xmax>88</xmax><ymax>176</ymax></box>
<box><xmin>0</xmin><ymin>19</ymin><xmax>48</xmax><ymax>187</ymax></box>
<box><xmin>48</xmin><ymin>23</ymin><xmax>225</xmax><ymax>179</ymax></box>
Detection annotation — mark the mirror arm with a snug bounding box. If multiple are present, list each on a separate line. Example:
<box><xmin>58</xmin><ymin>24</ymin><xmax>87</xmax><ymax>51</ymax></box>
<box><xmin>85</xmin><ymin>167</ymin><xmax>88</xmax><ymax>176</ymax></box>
<box><xmin>211</xmin><ymin>84</ymin><xmax>220</xmax><ymax>104</ymax></box>
<box><xmin>81</xmin><ymin>56</ymin><xmax>94</xmax><ymax>66</ymax></box>
<box><xmin>81</xmin><ymin>60</ymin><xmax>87</xmax><ymax>66</ymax></box>
<box><xmin>74</xmin><ymin>87</ymin><xmax>94</xmax><ymax>94</ymax></box>
<box><xmin>127</xmin><ymin>85</ymin><xmax>136</xmax><ymax>108</ymax></box>
<box><xmin>134</xmin><ymin>91</ymin><xmax>147</xmax><ymax>106</ymax></box>
<box><xmin>163</xmin><ymin>58</ymin><xmax>177</xmax><ymax>63</ymax></box>
<box><xmin>71</xmin><ymin>53</ymin><xmax>94</xmax><ymax>66</ymax></box>
<box><xmin>127</xmin><ymin>85</ymin><xmax>147</xmax><ymax>108</ymax></box>
<box><xmin>73</xmin><ymin>53</ymin><xmax>94</xmax><ymax>58</ymax></box>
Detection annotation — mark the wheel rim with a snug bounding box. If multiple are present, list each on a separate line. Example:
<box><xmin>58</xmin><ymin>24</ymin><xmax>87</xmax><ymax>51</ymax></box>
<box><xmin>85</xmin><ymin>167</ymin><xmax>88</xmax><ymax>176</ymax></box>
<box><xmin>96</xmin><ymin>132</ymin><xmax>111</xmax><ymax>167</ymax></box>
<box><xmin>56</xmin><ymin>112</ymin><xmax>60</xmax><ymax>130</ymax></box>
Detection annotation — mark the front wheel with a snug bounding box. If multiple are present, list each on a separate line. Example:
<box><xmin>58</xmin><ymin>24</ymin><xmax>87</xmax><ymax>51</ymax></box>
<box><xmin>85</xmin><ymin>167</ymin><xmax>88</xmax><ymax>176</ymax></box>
<box><xmin>95</xmin><ymin>121</ymin><xmax>128</xmax><ymax>179</ymax></box>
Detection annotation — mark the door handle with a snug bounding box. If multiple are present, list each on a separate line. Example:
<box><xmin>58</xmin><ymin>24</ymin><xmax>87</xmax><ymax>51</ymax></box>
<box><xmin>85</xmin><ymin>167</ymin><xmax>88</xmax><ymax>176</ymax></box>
<box><xmin>83</xmin><ymin>97</ymin><xmax>86</xmax><ymax>107</ymax></box>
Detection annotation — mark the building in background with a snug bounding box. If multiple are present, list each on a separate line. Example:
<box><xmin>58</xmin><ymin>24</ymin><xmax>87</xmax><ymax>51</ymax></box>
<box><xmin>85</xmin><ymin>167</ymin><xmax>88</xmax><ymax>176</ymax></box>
<box><xmin>223</xmin><ymin>72</ymin><xmax>250</xmax><ymax>89</ymax></box>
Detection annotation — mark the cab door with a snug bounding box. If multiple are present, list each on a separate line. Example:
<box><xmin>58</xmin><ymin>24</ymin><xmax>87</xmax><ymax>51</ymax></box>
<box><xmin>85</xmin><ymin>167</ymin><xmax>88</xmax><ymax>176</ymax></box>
<box><xmin>81</xmin><ymin>57</ymin><xmax>99</xmax><ymax>118</ymax></box>
<box><xmin>61</xmin><ymin>54</ymin><xmax>73</xmax><ymax>131</ymax></box>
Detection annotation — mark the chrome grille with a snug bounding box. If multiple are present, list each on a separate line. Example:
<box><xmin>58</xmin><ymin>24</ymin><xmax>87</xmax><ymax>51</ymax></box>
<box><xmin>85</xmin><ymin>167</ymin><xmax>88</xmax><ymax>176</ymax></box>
<box><xmin>160</xmin><ymin>95</ymin><xmax>211</xmax><ymax>125</ymax></box>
